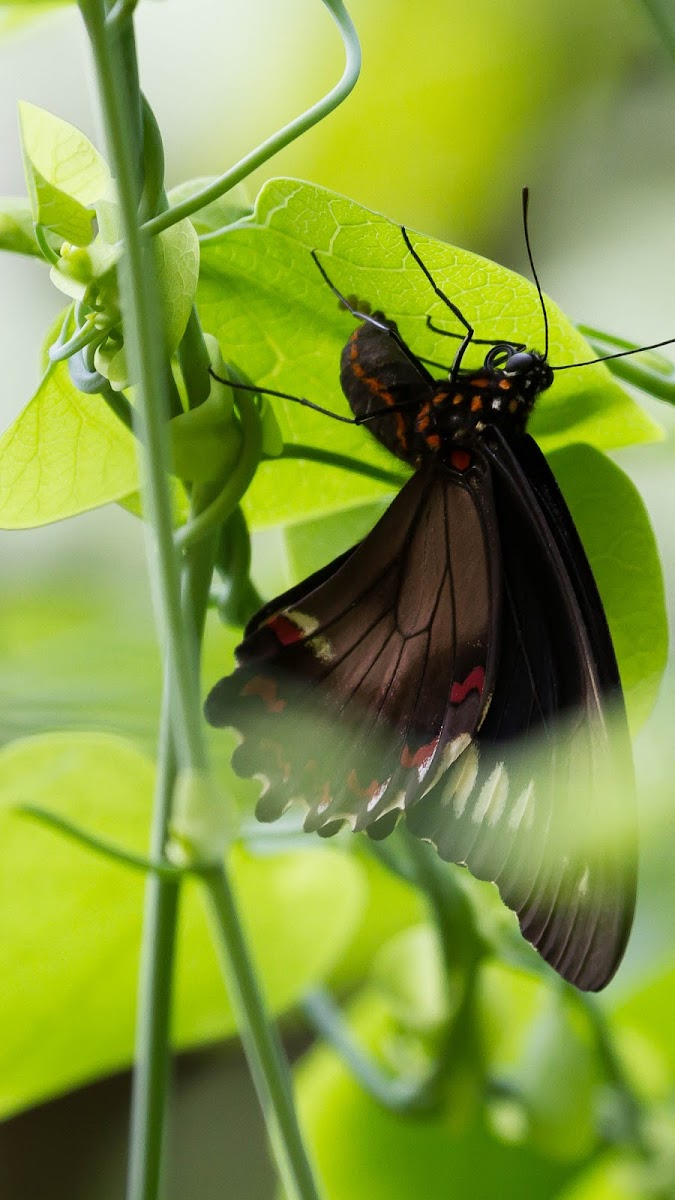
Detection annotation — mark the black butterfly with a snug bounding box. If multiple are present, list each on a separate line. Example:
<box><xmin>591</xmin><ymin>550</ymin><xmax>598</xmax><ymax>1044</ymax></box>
<box><xmin>205</xmin><ymin>198</ymin><xmax>662</xmax><ymax>991</ymax></box>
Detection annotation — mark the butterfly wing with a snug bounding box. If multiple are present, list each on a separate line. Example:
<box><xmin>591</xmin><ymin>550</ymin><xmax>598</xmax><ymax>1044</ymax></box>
<box><xmin>406</xmin><ymin>432</ymin><xmax>636</xmax><ymax>991</ymax></box>
<box><xmin>205</xmin><ymin>454</ymin><xmax>501</xmax><ymax>838</ymax></box>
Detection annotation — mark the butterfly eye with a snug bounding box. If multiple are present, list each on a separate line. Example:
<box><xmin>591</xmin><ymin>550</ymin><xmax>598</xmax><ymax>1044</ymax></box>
<box><xmin>503</xmin><ymin>351</ymin><xmax>539</xmax><ymax>375</ymax></box>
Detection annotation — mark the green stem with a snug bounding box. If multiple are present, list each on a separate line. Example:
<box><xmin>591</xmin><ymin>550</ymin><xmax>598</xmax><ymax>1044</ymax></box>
<box><xmin>106</xmin><ymin>0</ymin><xmax>138</xmax><ymax>28</ymax></box>
<box><xmin>204</xmin><ymin>866</ymin><xmax>321</xmax><ymax>1200</ymax></box>
<box><xmin>81</xmin><ymin>0</ymin><xmax>205</xmax><ymax>774</ymax></box>
<box><xmin>126</xmin><ymin>700</ymin><xmax>181</xmax><ymax>1200</ymax></box>
<box><xmin>174</xmin><ymin>393</ymin><xmax>262</xmax><ymax>552</ymax></box>
<box><xmin>277</xmin><ymin>443</ymin><xmax>407</xmax><ymax>489</ymax></box>
<box><xmin>78</xmin><ymin>10</ymin><xmax>210</xmax><ymax>1200</ymax></box>
<box><xmin>48</xmin><ymin>317</ymin><xmax>111</xmax><ymax>363</ymax></box>
<box><xmin>14</xmin><ymin>804</ymin><xmax>184</xmax><ymax>879</ymax></box>
<box><xmin>178</xmin><ymin>308</ymin><xmax>211</xmax><ymax>410</ymax></box>
<box><xmin>303</xmin><ymin>989</ymin><xmax>438</xmax><ymax>1114</ymax></box>
<box><xmin>100</xmin><ymin>383</ymin><xmax>135</xmax><ymax>431</ymax></box>
<box><xmin>140</xmin><ymin>0</ymin><xmax>361</xmax><ymax>240</ymax></box>
<box><xmin>639</xmin><ymin>0</ymin><xmax>675</xmax><ymax>65</ymax></box>
<box><xmin>34</xmin><ymin>222</ymin><xmax>61</xmax><ymax>265</ymax></box>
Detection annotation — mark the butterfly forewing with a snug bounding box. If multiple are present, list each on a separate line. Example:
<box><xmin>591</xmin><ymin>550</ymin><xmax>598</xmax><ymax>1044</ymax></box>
<box><xmin>205</xmin><ymin>454</ymin><xmax>501</xmax><ymax>836</ymax></box>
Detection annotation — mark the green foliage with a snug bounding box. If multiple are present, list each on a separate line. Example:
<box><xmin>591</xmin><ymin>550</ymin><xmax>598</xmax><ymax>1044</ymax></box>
<box><xmin>0</xmin><ymin>361</ymin><xmax>138</xmax><ymax>527</ymax></box>
<box><xmin>292</xmin><ymin>989</ymin><xmax>577</xmax><ymax>1200</ymax></box>
<box><xmin>0</xmin><ymin>732</ymin><xmax>365</xmax><ymax>1117</ymax></box>
<box><xmin>0</xmin><ymin>23</ymin><xmax>673</xmax><ymax>1195</ymax></box>
<box><xmin>19</xmin><ymin>101</ymin><xmax>110</xmax><ymax>246</ymax></box>
<box><xmin>546</xmin><ymin>445</ymin><xmax>667</xmax><ymax>729</ymax></box>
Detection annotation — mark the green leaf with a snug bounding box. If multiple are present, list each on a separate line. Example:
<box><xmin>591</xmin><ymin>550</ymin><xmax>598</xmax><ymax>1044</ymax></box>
<box><xmin>612</xmin><ymin>965</ymin><xmax>675</xmax><ymax>1079</ymax></box>
<box><xmin>292</xmin><ymin>990</ymin><xmax>575</xmax><ymax>1200</ymax></box>
<box><xmin>369</xmin><ymin>925</ymin><xmax>450</xmax><ymax>1034</ymax></box>
<box><xmin>546</xmin><ymin>444</ymin><xmax>667</xmax><ymax>729</ymax></box>
<box><xmin>19</xmin><ymin>102</ymin><xmax>110</xmax><ymax>246</ymax></box>
<box><xmin>0</xmin><ymin>732</ymin><xmax>365</xmax><ymax>1117</ymax></box>
<box><xmin>0</xmin><ymin>363</ymin><xmax>138</xmax><ymax>528</ymax></box>
<box><xmin>328</xmin><ymin>849</ymin><xmax>426</xmax><ymax>992</ymax></box>
<box><xmin>197</xmin><ymin>179</ymin><xmax>662</xmax><ymax>532</ymax></box>
<box><xmin>155</xmin><ymin>217</ymin><xmax>200</xmax><ymax>356</ymax></box>
<box><xmin>0</xmin><ymin>196</ymin><xmax>41</xmax><ymax>256</ymax></box>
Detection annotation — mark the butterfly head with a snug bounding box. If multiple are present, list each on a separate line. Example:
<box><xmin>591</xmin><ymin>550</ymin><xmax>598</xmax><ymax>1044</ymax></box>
<box><xmin>484</xmin><ymin>344</ymin><xmax>554</xmax><ymax>396</ymax></box>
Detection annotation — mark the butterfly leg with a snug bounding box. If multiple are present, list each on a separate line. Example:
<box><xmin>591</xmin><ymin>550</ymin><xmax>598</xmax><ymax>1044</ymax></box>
<box><xmin>310</xmin><ymin>250</ymin><xmax>434</xmax><ymax>384</ymax></box>
<box><xmin>208</xmin><ymin>369</ymin><xmax>425</xmax><ymax>429</ymax></box>
<box><xmin>399</xmin><ymin>227</ymin><xmax>474</xmax><ymax>381</ymax></box>
<box><xmin>425</xmin><ymin>313</ymin><xmax>526</xmax><ymax>353</ymax></box>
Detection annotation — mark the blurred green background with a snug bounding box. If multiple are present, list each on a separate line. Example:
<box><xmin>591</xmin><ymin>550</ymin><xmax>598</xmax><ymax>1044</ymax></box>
<box><xmin>0</xmin><ymin>1</ymin><xmax>674</xmax><ymax>1197</ymax></box>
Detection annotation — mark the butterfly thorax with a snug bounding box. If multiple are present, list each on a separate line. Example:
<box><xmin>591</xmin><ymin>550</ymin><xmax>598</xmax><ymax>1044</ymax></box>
<box><xmin>341</xmin><ymin>317</ymin><xmax>554</xmax><ymax>467</ymax></box>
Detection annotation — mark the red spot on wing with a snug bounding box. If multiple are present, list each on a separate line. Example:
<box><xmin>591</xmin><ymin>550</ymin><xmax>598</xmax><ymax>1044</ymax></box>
<box><xmin>347</xmin><ymin>769</ymin><xmax>384</xmax><ymax>800</ymax></box>
<box><xmin>401</xmin><ymin>734</ymin><xmax>440</xmax><ymax>769</ymax></box>
<box><xmin>450</xmin><ymin>666</ymin><xmax>485</xmax><ymax>704</ymax></box>
<box><xmin>450</xmin><ymin>449</ymin><xmax>472</xmax><ymax>472</ymax></box>
<box><xmin>267</xmin><ymin>613</ymin><xmax>303</xmax><ymax>645</ymax></box>
<box><xmin>242</xmin><ymin>676</ymin><xmax>287</xmax><ymax>713</ymax></box>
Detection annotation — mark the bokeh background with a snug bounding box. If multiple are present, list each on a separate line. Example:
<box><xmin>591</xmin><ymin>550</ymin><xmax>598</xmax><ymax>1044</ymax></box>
<box><xmin>1</xmin><ymin>1</ymin><xmax>674</xmax><ymax>1197</ymax></box>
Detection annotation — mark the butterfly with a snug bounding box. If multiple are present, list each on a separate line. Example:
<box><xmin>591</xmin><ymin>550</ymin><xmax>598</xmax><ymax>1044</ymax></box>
<box><xmin>205</xmin><ymin>194</ymin><xmax>669</xmax><ymax>991</ymax></box>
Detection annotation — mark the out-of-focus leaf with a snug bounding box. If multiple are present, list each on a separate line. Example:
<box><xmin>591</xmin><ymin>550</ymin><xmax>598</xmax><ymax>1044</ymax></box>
<box><xmin>0</xmin><ymin>3</ymin><xmax>69</xmax><ymax>36</ymax></box>
<box><xmin>514</xmin><ymin>993</ymin><xmax>599</xmax><ymax>1161</ymax></box>
<box><xmin>291</xmin><ymin>990</ymin><xmax>575</xmax><ymax>1200</ymax></box>
<box><xmin>612</xmin><ymin>964</ymin><xmax>675</xmax><ymax>1077</ymax></box>
<box><xmin>328</xmin><ymin>849</ymin><xmax>425</xmax><ymax>992</ymax></box>
<box><xmin>547</xmin><ymin>444</ymin><xmax>667</xmax><ymax>729</ymax></box>
<box><xmin>0</xmin><ymin>196</ymin><xmax>40</xmax><ymax>256</ymax></box>
<box><xmin>555</xmin><ymin>1152</ymin><xmax>646</xmax><ymax>1200</ymax></box>
<box><xmin>0</xmin><ymin>732</ymin><xmax>365</xmax><ymax>1117</ymax></box>
<box><xmin>369</xmin><ymin>924</ymin><xmax>449</xmax><ymax>1033</ymax></box>
<box><xmin>18</xmin><ymin>101</ymin><xmax>110</xmax><ymax>246</ymax></box>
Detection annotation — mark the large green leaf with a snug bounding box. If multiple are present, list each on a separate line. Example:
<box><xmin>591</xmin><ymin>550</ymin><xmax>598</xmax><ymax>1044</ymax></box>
<box><xmin>0</xmin><ymin>732</ymin><xmax>365</xmax><ymax>1117</ymax></box>
<box><xmin>0</xmin><ymin>362</ymin><xmax>138</xmax><ymax>528</ymax></box>
<box><xmin>198</xmin><ymin>178</ymin><xmax>661</xmax><ymax>531</ymax></box>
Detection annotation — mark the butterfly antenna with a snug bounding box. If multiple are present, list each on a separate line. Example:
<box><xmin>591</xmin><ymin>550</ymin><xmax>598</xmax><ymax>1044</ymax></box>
<box><xmin>522</xmin><ymin>187</ymin><xmax>549</xmax><ymax>361</ymax></box>
<box><xmin>551</xmin><ymin>336</ymin><xmax>675</xmax><ymax>371</ymax></box>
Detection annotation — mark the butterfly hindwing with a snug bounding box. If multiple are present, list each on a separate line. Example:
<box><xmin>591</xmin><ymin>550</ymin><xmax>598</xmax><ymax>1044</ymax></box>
<box><xmin>205</xmin><ymin>454</ymin><xmax>501</xmax><ymax>836</ymax></box>
<box><xmin>406</xmin><ymin>432</ymin><xmax>636</xmax><ymax>991</ymax></box>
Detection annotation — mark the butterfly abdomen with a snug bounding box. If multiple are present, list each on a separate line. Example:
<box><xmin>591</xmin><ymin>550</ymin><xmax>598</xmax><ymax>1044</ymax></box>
<box><xmin>342</xmin><ymin>320</ymin><xmax>552</xmax><ymax>466</ymax></box>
